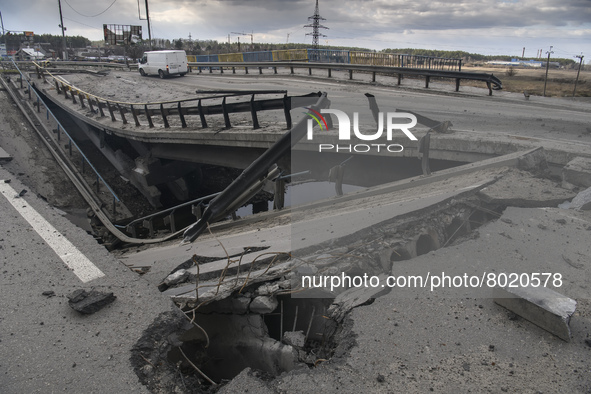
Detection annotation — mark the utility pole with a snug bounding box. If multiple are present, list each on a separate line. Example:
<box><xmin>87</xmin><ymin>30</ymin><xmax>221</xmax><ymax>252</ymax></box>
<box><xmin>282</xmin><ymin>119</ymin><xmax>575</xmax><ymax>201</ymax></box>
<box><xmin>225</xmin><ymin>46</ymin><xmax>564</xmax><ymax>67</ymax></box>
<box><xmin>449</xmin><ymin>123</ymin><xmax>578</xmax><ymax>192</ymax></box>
<box><xmin>543</xmin><ymin>46</ymin><xmax>553</xmax><ymax>97</ymax></box>
<box><xmin>231</xmin><ymin>32</ymin><xmax>253</xmax><ymax>51</ymax></box>
<box><xmin>304</xmin><ymin>0</ymin><xmax>328</xmax><ymax>49</ymax></box>
<box><xmin>522</xmin><ymin>47</ymin><xmax>525</xmax><ymax>58</ymax></box>
<box><xmin>573</xmin><ymin>53</ymin><xmax>585</xmax><ymax>97</ymax></box>
<box><xmin>58</xmin><ymin>0</ymin><xmax>68</xmax><ymax>60</ymax></box>
<box><xmin>0</xmin><ymin>11</ymin><xmax>7</xmax><ymax>59</ymax></box>
<box><xmin>145</xmin><ymin>0</ymin><xmax>152</xmax><ymax>49</ymax></box>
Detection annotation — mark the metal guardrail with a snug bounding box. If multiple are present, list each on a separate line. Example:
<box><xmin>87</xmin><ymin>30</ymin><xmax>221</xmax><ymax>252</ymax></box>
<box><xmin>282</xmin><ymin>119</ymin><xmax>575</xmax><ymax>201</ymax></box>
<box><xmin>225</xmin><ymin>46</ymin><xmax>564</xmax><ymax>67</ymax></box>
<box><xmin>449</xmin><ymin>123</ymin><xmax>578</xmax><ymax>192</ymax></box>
<box><xmin>189</xmin><ymin>61</ymin><xmax>502</xmax><ymax>95</ymax></box>
<box><xmin>9</xmin><ymin>59</ymin><xmax>121</xmax><ymax>209</ymax></box>
<box><xmin>33</xmin><ymin>63</ymin><xmax>324</xmax><ymax>129</ymax></box>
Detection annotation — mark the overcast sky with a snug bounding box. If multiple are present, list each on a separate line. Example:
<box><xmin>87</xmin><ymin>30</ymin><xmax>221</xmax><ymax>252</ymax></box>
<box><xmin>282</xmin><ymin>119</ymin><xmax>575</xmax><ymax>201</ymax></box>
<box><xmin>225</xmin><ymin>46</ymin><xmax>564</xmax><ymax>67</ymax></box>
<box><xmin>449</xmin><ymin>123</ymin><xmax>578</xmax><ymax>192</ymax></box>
<box><xmin>1</xmin><ymin>0</ymin><xmax>589</xmax><ymax>60</ymax></box>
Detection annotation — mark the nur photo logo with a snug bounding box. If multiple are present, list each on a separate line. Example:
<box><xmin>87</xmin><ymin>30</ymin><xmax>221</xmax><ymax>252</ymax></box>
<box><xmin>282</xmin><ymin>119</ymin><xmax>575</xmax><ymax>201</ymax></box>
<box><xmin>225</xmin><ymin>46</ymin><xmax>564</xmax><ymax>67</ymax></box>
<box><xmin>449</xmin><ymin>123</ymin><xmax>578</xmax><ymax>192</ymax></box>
<box><xmin>304</xmin><ymin>108</ymin><xmax>418</xmax><ymax>153</ymax></box>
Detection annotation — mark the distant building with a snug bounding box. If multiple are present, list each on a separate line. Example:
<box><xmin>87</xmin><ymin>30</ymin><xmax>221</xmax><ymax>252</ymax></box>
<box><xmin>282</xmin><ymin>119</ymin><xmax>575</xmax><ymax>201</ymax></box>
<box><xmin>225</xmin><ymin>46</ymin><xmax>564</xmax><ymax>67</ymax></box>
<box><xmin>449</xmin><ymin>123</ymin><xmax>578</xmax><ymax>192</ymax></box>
<box><xmin>486</xmin><ymin>59</ymin><xmax>560</xmax><ymax>68</ymax></box>
<box><xmin>15</xmin><ymin>47</ymin><xmax>46</xmax><ymax>61</ymax></box>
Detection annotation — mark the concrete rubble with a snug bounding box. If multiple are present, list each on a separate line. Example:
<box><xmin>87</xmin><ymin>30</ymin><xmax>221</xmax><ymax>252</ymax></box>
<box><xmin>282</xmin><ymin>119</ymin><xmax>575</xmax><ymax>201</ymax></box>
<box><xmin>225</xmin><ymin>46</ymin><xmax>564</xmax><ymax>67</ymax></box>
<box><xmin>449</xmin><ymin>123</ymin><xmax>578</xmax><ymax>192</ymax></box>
<box><xmin>493</xmin><ymin>286</ymin><xmax>577</xmax><ymax>341</ymax></box>
<box><xmin>562</xmin><ymin>156</ymin><xmax>591</xmax><ymax>188</ymax></box>
<box><xmin>67</xmin><ymin>289</ymin><xmax>116</xmax><ymax>315</ymax></box>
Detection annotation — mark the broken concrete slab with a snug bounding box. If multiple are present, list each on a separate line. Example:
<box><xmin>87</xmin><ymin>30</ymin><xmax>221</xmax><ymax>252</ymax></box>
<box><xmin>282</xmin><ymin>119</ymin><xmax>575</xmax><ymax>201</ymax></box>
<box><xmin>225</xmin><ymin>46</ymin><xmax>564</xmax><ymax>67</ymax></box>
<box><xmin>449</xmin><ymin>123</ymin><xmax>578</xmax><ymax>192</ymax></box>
<box><xmin>562</xmin><ymin>157</ymin><xmax>591</xmax><ymax>188</ymax></box>
<box><xmin>250</xmin><ymin>295</ymin><xmax>279</xmax><ymax>314</ymax></box>
<box><xmin>67</xmin><ymin>289</ymin><xmax>116</xmax><ymax>315</ymax></box>
<box><xmin>493</xmin><ymin>286</ymin><xmax>576</xmax><ymax>341</ymax></box>
<box><xmin>569</xmin><ymin>186</ymin><xmax>591</xmax><ymax>211</ymax></box>
<box><xmin>516</xmin><ymin>147</ymin><xmax>548</xmax><ymax>174</ymax></box>
<box><xmin>478</xmin><ymin>169</ymin><xmax>576</xmax><ymax>207</ymax></box>
<box><xmin>328</xmin><ymin>274</ymin><xmax>390</xmax><ymax>322</ymax></box>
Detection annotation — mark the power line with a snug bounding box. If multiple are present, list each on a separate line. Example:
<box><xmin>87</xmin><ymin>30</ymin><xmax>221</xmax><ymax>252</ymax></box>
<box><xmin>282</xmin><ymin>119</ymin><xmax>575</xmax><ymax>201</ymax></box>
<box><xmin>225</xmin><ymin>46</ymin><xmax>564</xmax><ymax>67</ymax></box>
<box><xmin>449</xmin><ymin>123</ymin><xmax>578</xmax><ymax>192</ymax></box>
<box><xmin>63</xmin><ymin>0</ymin><xmax>118</xmax><ymax>18</ymax></box>
<box><xmin>63</xmin><ymin>17</ymin><xmax>102</xmax><ymax>31</ymax></box>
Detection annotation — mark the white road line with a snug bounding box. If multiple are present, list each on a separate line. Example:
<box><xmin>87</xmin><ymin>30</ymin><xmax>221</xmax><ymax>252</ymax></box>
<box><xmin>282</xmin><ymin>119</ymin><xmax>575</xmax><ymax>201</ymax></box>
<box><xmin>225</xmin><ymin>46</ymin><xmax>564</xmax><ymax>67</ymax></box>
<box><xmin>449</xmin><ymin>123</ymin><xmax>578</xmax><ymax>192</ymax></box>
<box><xmin>0</xmin><ymin>181</ymin><xmax>105</xmax><ymax>283</ymax></box>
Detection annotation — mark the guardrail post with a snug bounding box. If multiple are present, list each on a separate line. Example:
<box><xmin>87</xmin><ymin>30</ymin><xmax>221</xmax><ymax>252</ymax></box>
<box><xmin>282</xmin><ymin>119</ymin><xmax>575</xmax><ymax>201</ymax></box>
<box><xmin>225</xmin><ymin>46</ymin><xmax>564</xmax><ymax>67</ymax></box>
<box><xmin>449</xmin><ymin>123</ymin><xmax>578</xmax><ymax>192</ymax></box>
<box><xmin>397</xmin><ymin>74</ymin><xmax>402</xmax><ymax>85</ymax></box>
<box><xmin>250</xmin><ymin>94</ymin><xmax>260</xmax><ymax>130</ymax></box>
<box><xmin>144</xmin><ymin>104</ymin><xmax>154</xmax><ymax>128</ymax></box>
<box><xmin>96</xmin><ymin>99</ymin><xmax>105</xmax><ymax>117</ymax></box>
<box><xmin>222</xmin><ymin>97</ymin><xmax>231</xmax><ymax>129</ymax></box>
<box><xmin>372</xmin><ymin>71</ymin><xmax>376</xmax><ymax>82</ymax></box>
<box><xmin>130</xmin><ymin>104</ymin><xmax>140</xmax><ymax>127</ymax></box>
<box><xmin>487</xmin><ymin>82</ymin><xmax>492</xmax><ymax>96</ymax></box>
<box><xmin>308</xmin><ymin>67</ymin><xmax>312</xmax><ymax>76</ymax></box>
<box><xmin>290</xmin><ymin>66</ymin><xmax>294</xmax><ymax>74</ymax></box>
<box><xmin>197</xmin><ymin>100</ymin><xmax>208</xmax><ymax>128</ymax></box>
<box><xmin>178</xmin><ymin>102</ymin><xmax>187</xmax><ymax>128</ymax></box>
<box><xmin>349</xmin><ymin>70</ymin><xmax>353</xmax><ymax>80</ymax></box>
<box><xmin>328</xmin><ymin>68</ymin><xmax>331</xmax><ymax>78</ymax></box>
<box><xmin>220</xmin><ymin>66</ymin><xmax>224</xmax><ymax>74</ymax></box>
<box><xmin>106</xmin><ymin>101</ymin><xmax>116</xmax><ymax>122</ymax></box>
<box><xmin>116</xmin><ymin>103</ymin><xmax>127</xmax><ymax>124</ymax></box>
<box><xmin>259</xmin><ymin>67</ymin><xmax>263</xmax><ymax>75</ymax></box>
<box><xmin>245</xmin><ymin>66</ymin><xmax>249</xmax><ymax>74</ymax></box>
<box><xmin>282</xmin><ymin>94</ymin><xmax>292</xmax><ymax>129</ymax></box>
<box><xmin>209</xmin><ymin>66</ymin><xmax>212</xmax><ymax>73</ymax></box>
<box><xmin>273</xmin><ymin>66</ymin><xmax>277</xmax><ymax>74</ymax></box>
<box><xmin>160</xmin><ymin>103</ymin><xmax>170</xmax><ymax>128</ymax></box>
<box><xmin>425</xmin><ymin>76</ymin><xmax>430</xmax><ymax>88</ymax></box>
<box><xmin>232</xmin><ymin>67</ymin><xmax>236</xmax><ymax>74</ymax></box>
<box><xmin>455</xmin><ymin>78</ymin><xmax>461</xmax><ymax>92</ymax></box>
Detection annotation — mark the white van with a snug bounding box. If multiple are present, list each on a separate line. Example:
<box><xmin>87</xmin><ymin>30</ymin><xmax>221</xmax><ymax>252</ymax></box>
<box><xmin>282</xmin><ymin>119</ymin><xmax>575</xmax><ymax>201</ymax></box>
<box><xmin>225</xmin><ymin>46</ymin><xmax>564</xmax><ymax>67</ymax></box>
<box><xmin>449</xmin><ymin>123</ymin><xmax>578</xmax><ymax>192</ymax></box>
<box><xmin>138</xmin><ymin>50</ymin><xmax>188</xmax><ymax>78</ymax></box>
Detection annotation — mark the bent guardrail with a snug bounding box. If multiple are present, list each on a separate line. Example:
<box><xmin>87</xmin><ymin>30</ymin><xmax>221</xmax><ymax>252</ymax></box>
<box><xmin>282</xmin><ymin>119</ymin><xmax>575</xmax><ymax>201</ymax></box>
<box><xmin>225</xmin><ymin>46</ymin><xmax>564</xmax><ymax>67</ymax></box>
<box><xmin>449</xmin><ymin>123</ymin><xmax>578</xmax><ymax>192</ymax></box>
<box><xmin>189</xmin><ymin>61</ymin><xmax>502</xmax><ymax>95</ymax></box>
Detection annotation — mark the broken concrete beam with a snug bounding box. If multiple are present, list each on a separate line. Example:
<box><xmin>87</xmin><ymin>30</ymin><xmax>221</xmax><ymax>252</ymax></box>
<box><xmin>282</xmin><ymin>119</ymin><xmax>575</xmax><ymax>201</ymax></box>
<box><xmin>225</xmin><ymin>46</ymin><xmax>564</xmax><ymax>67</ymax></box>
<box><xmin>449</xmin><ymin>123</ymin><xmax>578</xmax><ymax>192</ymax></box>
<box><xmin>249</xmin><ymin>296</ymin><xmax>278</xmax><ymax>314</ymax></box>
<box><xmin>562</xmin><ymin>157</ymin><xmax>591</xmax><ymax>188</ymax></box>
<box><xmin>493</xmin><ymin>286</ymin><xmax>576</xmax><ymax>341</ymax></box>
<box><xmin>67</xmin><ymin>289</ymin><xmax>116</xmax><ymax>315</ymax></box>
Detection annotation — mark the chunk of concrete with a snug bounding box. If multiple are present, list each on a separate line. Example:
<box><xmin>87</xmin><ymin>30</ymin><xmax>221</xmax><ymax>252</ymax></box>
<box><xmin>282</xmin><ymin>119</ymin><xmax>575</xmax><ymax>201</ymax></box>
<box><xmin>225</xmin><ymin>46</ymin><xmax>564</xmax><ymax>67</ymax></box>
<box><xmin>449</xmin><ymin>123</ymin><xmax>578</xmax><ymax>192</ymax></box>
<box><xmin>163</xmin><ymin>269</ymin><xmax>189</xmax><ymax>286</ymax></box>
<box><xmin>67</xmin><ymin>289</ymin><xmax>116</xmax><ymax>315</ymax></box>
<box><xmin>569</xmin><ymin>186</ymin><xmax>591</xmax><ymax>211</ymax></box>
<box><xmin>493</xmin><ymin>286</ymin><xmax>576</xmax><ymax>341</ymax></box>
<box><xmin>250</xmin><ymin>296</ymin><xmax>278</xmax><ymax>314</ymax></box>
<box><xmin>283</xmin><ymin>330</ymin><xmax>306</xmax><ymax>348</ymax></box>
<box><xmin>562</xmin><ymin>157</ymin><xmax>591</xmax><ymax>188</ymax></box>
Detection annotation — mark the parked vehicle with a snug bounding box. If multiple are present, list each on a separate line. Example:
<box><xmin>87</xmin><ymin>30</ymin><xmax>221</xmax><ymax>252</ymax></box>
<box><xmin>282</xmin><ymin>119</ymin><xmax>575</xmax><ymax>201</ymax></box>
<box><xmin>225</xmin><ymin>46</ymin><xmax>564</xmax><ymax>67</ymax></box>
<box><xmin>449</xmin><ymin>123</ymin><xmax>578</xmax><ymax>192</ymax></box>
<box><xmin>138</xmin><ymin>50</ymin><xmax>188</xmax><ymax>78</ymax></box>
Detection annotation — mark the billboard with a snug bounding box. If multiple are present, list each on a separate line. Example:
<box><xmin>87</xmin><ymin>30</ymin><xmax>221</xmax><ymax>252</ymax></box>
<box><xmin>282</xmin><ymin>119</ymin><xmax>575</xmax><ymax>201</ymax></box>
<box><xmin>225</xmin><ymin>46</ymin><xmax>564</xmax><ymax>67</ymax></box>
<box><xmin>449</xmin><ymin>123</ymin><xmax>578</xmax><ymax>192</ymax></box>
<box><xmin>103</xmin><ymin>24</ymin><xmax>142</xmax><ymax>45</ymax></box>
